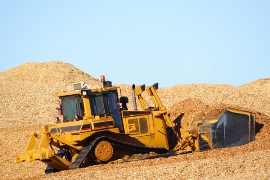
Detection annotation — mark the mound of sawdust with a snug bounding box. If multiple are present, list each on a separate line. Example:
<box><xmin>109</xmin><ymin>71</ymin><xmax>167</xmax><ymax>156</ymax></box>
<box><xmin>0</xmin><ymin>61</ymin><xmax>102</xmax><ymax>128</ymax></box>
<box><xmin>1</xmin><ymin>61</ymin><xmax>99</xmax><ymax>83</ymax></box>
<box><xmin>168</xmin><ymin>98</ymin><xmax>261</xmax><ymax>126</ymax></box>
<box><xmin>1</xmin><ymin>61</ymin><xmax>270</xmax><ymax>179</ymax></box>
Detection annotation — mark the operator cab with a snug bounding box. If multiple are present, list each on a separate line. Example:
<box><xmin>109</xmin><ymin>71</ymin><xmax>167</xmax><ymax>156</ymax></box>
<box><xmin>57</xmin><ymin>76</ymin><xmax>127</xmax><ymax>132</ymax></box>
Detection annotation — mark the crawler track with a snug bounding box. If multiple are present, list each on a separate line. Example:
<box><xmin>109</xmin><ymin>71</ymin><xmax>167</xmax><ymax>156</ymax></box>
<box><xmin>69</xmin><ymin>136</ymin><xmax>170</xmax><ymax>170</ymax></box>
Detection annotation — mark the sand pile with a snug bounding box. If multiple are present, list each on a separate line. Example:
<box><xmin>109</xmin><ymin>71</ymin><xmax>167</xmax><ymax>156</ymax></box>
<box><xmin>0</xmin><ymin>61</ymin><xmax>102</xmax><ymax>128</ymax></box>
<box><xmin>1</xmin><ymin>61</ymin><xmax>270</xmax><ymax>179</ymax></box>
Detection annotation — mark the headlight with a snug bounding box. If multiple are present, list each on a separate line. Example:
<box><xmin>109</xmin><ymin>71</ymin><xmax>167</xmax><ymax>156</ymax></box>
<box><xmin>82</xmin><ymin>90</ymin><xmax>87</xmax><ymax>96</ymax></box>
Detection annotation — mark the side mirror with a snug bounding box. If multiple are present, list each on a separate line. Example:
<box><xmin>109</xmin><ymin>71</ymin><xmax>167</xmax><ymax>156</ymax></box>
<box><xmin>54</xmin><ymin>117</ymin><xmax>61</xmax><ymax>123</ymax></box>
<box><xmin>75</xmin><ymin>114</ymin><xmax>82</xmax><ymax>120</ymax></box>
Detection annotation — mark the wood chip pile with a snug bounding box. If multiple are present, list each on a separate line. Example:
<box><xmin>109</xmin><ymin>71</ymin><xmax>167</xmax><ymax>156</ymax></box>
<box><xmin>1</xmin><ymin>61</ymin><xmax>270</xmax><ymax>179</ymax></box>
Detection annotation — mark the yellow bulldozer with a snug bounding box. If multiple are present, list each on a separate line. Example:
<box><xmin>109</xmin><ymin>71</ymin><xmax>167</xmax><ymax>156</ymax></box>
<box><xmin>15</xmin><ymin>76</ymin><xmax>255</xmax><ymax>173</ymax></box>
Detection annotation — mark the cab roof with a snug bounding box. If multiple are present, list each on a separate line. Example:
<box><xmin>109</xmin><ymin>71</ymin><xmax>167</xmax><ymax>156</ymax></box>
<box><xmin>57</xmin><ymin>86</ymin><xmax>119</xmax><ymax>97</ymax></box>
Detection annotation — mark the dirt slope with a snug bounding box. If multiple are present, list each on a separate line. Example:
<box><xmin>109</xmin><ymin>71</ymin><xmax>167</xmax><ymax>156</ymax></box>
<box><xmin>1</xmin><ymin>61</ymin><xmax>270</xmax><ymax>179</ymax></box>
<box><xmin>0</xmin><ymin>61</ymin><xmax>102</xmax><ymax>128</ymax></box>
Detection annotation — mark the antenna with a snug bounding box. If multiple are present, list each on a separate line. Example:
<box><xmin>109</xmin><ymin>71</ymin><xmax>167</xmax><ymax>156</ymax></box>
<box><xmin>104</xmin><ymin>64</ymin><xmax>109</xmax><ymax>81</ymax></box>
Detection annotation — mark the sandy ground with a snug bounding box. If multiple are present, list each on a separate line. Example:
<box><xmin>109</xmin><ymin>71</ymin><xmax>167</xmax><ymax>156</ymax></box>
<box><xmin>1</xmin><ymin>61</ymin><xmax>270</xmax><ymax>179</ymax></box>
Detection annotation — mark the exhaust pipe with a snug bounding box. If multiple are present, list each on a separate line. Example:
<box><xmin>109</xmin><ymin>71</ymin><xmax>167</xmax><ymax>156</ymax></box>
<box><xmin>132</xmin><ymin>84</ymin><xmax>137</xmax><ymax>110</ymax></box>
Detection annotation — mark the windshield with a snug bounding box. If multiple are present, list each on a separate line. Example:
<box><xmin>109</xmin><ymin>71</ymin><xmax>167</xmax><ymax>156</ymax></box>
<box><xmin>61</xmin><ymin>95</ymin><xmax>84</xmax><ymax>122</ymax></box>
<box><xmin>89</xmin><ymin>93</ymin><xmax>109</xmax><ymax>117</ymax></box>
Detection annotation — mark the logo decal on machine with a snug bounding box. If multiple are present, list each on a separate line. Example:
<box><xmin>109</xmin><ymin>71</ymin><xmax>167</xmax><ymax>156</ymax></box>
<box><xmin>50</xmin><ymin>124</ymin><xmax>92</xmax><ymax>133</ymax></box>
<box><xmin>93</xmin><ymin>121</ymin><xmax>114</xmax><ymax>129</ymax></box>
<box><xmin>50</xmin><ymin>125</ymin><xmax>81</xmax><ymax>134</ymax></box>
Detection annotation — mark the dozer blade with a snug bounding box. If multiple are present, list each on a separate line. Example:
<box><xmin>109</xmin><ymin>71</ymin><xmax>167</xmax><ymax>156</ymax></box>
<box><xmin>197</xmin><ymin>108</ymin><xmax>255</xmax><ymax>151</ymax></box>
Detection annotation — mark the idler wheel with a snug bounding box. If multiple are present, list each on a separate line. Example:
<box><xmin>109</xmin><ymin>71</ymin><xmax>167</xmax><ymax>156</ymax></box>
<box><xmin>94</xmin><ymin>140</ymin><xmax>113</xmax><ymax>162</ymax></box>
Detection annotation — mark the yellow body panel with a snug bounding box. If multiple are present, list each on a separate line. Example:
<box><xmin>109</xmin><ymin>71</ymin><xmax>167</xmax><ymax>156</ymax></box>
<box><xmin>122</xmin><ymin>111</ymin><xmax>169</xmax><ymax>149</ymax></box>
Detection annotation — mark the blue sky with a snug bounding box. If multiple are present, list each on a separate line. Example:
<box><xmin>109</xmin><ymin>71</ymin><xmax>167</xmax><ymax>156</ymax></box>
<box><xmin>1</xmin><ymin>1</ymin><xmax>269</xmax><ymax>87</ymax></box>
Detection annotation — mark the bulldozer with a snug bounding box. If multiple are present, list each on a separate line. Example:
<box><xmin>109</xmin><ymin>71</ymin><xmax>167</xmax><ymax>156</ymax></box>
<box><xmin>15</xmin><ymin>76</ymin><xmax>255</xmax><ymax>173</ymax></box>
